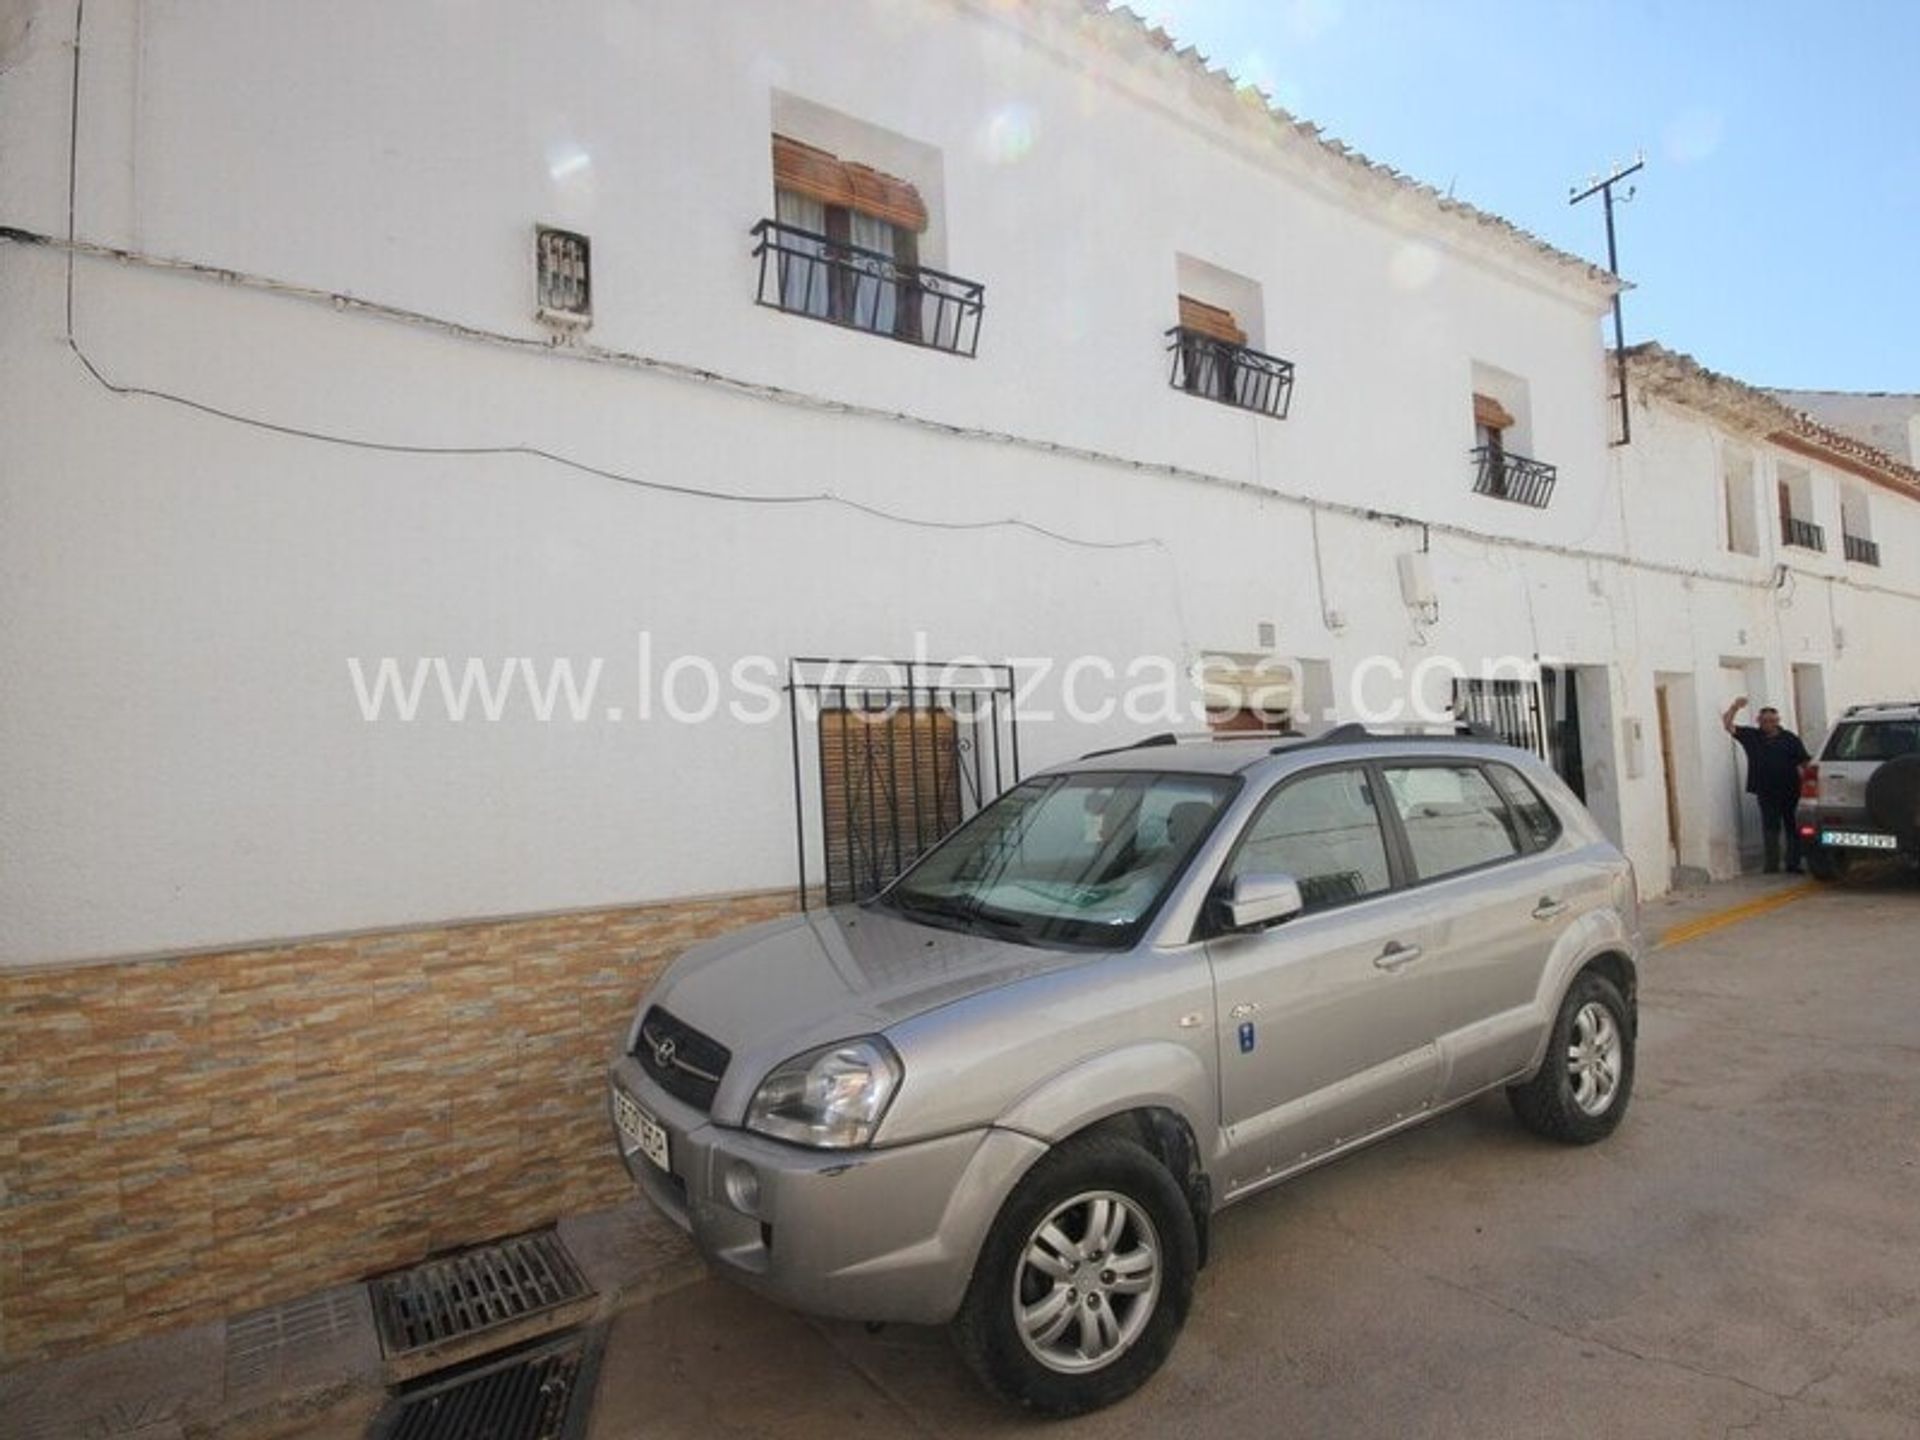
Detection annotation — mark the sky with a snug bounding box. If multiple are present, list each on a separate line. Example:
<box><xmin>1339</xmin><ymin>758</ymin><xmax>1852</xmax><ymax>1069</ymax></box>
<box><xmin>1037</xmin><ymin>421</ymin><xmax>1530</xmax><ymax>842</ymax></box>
<box><xmin>1119</xmin><ymin>0</ymin><xmax>1920</xmax><ymax>392</ymax></box>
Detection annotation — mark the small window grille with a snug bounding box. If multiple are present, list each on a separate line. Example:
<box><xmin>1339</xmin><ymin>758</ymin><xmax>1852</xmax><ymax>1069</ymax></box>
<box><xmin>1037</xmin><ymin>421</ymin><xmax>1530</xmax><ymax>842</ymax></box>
<box><xmin>535</xmin><ymin>226</ymin><xmax>591</xmax><ymax>328</ymax></box>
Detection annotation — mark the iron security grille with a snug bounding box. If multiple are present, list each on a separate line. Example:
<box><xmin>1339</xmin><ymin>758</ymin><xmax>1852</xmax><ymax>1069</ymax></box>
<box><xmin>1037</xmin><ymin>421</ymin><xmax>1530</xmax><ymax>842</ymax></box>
<box><xmin>1844</xmin><ymin>533</ymin><xmax>1881</xmax><ymax>566</ymax></box>
<box><xmin>535</xmin><ymin>227</ymin><xmax>591</xmax><ymax>327</ymax></box>
<box><xmin>633</xmin><ymin>1006</ymin><xmax>730</xmax><ymax>1113</ymax></box>
<box><xmin>788</xmin><ymin>659</ymin><xmax>1020</xmax><ymax>908</ymax></box>
<box><xmin>368</xmin><ymin>1329</ymin><xmax>603</xmax><ymax>1440</ymax></box>
<box><xmin>1783</xmin><ymin>515</ymin><xmax>1825</xmax><ymax>551</ymax></box>
<box><xmin>1166</xmin><ymin>326</ymin><xmax>1295</xmax><ymax>419</ymax></box>
<box><xmin>369</xmin><ymin>1231</ymin><xmax>591</xmax><ymax>1358</ymax></box>
<box><xmin>751</xmin><ymin>218</ymin><xmax>984</xmax><ymax>356</ymax></box>
<box><xmin>1452</xmin><ymin>677</ymin><xmax>1546</xmax><ymax>757</ymax></box>
<box><xmin>1470</xmin><ymin>445</ymin><xmax>1558</xmax><ymax>509</ymax></box>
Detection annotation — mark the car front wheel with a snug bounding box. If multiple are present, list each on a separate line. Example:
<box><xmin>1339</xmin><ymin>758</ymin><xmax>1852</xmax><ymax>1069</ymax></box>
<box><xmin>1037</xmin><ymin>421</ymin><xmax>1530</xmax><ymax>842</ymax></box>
<box><xmin>951</xmin><ymin>1133</ymin><xmax>1196</xmax><ymax>1416</ymax></box>
<box><xmin>1508</xmin><ymin>969</ymin><xmax>1635</xmax><ymax>1144</ymax></box>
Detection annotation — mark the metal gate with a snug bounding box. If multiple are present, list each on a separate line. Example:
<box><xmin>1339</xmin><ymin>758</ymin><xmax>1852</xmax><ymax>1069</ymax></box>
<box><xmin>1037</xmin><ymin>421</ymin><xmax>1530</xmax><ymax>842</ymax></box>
<box><xmin>788</xmin><ymin>659</ymin><xmax>1020</xmax><ymax>908</ymax></box>
<box><xmin>1453</xmin><ymin>673</ymin><xmax>1588</xmax><ymax>802</ymax></box>
<box><xmin>1452</xmin><ymin>676</ymin><xmax>1546</xmax><ymax>756</ymax></box>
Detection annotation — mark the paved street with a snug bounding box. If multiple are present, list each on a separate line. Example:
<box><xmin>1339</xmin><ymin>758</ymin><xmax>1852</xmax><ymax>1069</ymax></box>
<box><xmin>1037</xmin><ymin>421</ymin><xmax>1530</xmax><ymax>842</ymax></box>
<box><xmin>588</xmin><ymin>873</ymin><xmax>1920</xmax><ymax>1439</ymax></box>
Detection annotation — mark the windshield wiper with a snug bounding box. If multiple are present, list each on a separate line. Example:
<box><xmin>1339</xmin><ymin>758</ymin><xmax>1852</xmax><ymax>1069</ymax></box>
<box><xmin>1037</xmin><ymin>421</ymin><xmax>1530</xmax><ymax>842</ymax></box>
<box><xmin>887</xmin><ymin>891</ymin><xmax>1030</xmax><ymax>941</ymax></box>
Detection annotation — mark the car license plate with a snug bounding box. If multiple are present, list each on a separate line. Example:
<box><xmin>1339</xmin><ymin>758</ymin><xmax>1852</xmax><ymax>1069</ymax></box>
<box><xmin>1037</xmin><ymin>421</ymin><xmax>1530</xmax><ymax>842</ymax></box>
<box><xmin>1822</xmin><ymin>829</ymin><xmax>1899</xmax><ymax>851</ymax></box>
<box><xmin>613</xmin><ymin>1088</ymin><xmax>670</xmax><ymax>1172</ymax></box>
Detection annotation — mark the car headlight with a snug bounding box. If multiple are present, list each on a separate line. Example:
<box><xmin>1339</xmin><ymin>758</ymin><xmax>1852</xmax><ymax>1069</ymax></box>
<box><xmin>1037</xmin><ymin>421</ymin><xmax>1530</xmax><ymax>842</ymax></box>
<box><xmin>745</xmin><ymin>1037</ymin><xmax>903</xmax><ymax>1149</ymax></box>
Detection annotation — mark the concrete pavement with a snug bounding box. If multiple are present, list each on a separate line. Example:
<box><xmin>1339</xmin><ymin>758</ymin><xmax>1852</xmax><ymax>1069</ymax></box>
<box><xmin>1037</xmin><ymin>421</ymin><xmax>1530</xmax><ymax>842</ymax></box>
<box><xmin>588</xmin><ymin>869</ymin><xmax>1920</xmax><ymax>1438</ymax></box>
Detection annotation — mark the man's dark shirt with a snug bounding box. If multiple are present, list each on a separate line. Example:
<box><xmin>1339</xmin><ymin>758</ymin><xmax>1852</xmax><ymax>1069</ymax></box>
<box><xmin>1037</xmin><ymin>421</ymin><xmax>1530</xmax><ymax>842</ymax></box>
<box><xmin>1733</xmin><ymin>725</ymin><xmax>1810</xmax><ymax>800</ymax></box>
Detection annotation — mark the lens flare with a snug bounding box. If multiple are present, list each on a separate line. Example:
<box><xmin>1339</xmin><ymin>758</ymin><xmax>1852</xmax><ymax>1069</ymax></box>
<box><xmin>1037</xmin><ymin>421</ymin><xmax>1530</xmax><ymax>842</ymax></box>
<box><xmin>977</xmin><ymin>103</ymin><xmax>1038</xmax><ymax>165</ymax></box>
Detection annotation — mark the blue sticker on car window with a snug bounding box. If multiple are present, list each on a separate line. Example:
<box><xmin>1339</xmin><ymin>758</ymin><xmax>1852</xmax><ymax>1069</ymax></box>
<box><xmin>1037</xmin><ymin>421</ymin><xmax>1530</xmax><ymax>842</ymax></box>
<box><xmin>1238</xmin><ymin>1021</ymin><xmax>1256</xmax><ymax>1053</ymax></box>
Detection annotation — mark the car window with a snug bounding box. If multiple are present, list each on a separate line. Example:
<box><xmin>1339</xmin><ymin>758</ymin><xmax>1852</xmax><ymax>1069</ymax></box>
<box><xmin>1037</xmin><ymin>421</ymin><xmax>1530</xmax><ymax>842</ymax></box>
<box><xmin>1383</xmin><ymin>764</ymin><xmax>1522</xmax><ymax>880</ymax></box>
<box><xmin>1486</xmin><ymin>762</ymin><xmax>1561</xmax><ymax>851</ymax></box>
<box><xmin>1225</xmin><ymin>766</ymin><xmax>1391</xmax><ymax>912</ymax></box>
<box><xmin>1822</xmin><ymin>721</ymin><xmax>1920</xmax><ymax>762</ymax></box>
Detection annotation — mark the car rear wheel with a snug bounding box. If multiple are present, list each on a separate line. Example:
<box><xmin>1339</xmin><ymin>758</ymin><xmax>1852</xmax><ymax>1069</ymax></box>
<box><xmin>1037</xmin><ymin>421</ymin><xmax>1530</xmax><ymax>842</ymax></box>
<box><xmin>1805</xmin><ymin>847</ymin><xmax>1850</xmax><ymax>882</ymax></box>
<box><xmin>951</xmin><ymin>1133</ymin><xmax>1196</xmax><ymax>1416</ymax></box>
<box><xmin>1508</xmin><ymin>969</ymin><xmax>1634</xmax><ymax>1144</ymax></box>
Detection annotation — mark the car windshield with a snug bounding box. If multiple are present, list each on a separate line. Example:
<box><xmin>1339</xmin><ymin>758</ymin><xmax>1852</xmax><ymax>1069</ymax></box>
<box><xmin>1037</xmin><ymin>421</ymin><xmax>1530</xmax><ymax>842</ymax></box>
<box><xmin>1822</xmin><ymin>721</ymin><xmax>1920</xmax><ymax>762</ymax></box>
<box><xmin>880</xmin><ymin>770</ymin><xmax>1237</xmax><ymax>948</ymax></box>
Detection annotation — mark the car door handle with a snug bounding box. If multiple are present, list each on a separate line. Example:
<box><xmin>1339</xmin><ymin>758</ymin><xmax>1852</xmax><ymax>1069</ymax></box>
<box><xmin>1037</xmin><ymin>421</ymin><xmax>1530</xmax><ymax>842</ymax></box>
<box><xmin>1374</xmin><ymin>941</ymin><xmax>1423</xmax><ymax>971</ymax></box>
<box><xmin>1532</xmin><ymin>897</ymin><xmax>1569</xmax><ymax>921</ymax></box>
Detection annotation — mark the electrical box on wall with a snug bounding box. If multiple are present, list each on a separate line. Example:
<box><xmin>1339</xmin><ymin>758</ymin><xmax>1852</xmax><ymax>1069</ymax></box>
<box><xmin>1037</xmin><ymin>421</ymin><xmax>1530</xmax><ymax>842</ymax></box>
<box><xmin>1397</xmin><ymin>552</ymin><xmax>1437</xmax><ymax>610</ymax></box>
<box><xmin>1622</xmin><ymin>716</ymin><xmax>1645</xmax><ymax>779</ymax></box>
<box><xmin>535</xmin><ymin>226</ymin><xmax>592</xmax><ymax>329</ymax></box>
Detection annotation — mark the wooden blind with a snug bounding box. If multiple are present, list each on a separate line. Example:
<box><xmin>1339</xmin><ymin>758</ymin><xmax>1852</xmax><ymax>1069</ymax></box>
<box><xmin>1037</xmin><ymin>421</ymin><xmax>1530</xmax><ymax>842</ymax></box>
<box><xmin>1473</xmin><ymin>392</ymin><xmax>1517</xmax><ymax>432</ymax></box>
<box><xmin>817</xmin><ymin>708</ymin><xmax>961</xmax><ymax>902</ymax></box>
<box><xmin>771</xmin><ymin>134</ymin><xmax>929</xmax><ymax>233</ymax></box>
<box><xmin>1177</xmin><ymin>294</ymin><xmax>1247</xmax><ymax>346</ymax></box>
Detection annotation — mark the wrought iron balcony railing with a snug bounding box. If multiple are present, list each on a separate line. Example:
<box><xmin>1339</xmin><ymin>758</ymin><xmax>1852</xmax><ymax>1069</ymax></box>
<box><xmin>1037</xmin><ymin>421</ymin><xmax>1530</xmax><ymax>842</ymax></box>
<box><xmin>750</xmin><ymin>219</ymin><xmax>984</xmax><ymax>357</ymax></box>
<box><xmin>1782</xmin><ymin>515</ymin><xmax>1825</xmax><ymax>551</ymax></box>
<box><xmin>1470</xmin><ymin>446</ymin><xmax>1558</xmax><ymax>509</ymax></box>
<box><xmin>1165</xmin><ymin>327</ymin><xmax>1295</xmax><ymax>419</ymax></box>
<box><xmin>1843</xmin><ymin>532</ymin><xmax>1880</xmax><ymax>566</ymax></box>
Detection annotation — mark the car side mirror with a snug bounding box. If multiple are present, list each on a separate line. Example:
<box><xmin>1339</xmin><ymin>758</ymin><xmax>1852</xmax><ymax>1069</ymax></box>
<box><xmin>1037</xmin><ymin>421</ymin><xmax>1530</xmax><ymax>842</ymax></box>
<box><xmin>1216</xmin><ymin>873</ymin><xmax>1306</xmax><ymax>933</ymax></box>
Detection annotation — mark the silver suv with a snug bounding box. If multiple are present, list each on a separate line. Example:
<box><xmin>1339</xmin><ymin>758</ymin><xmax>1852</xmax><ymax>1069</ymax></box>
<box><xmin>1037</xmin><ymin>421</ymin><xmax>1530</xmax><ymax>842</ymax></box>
<box><xmin>608</xmin><ymin>726</ymin><xmax>1642</xmax><ymax>1414</ymax></box>
<box><xmin>1801</xmin><ymin>701</ymin><xmax>1920</xmax><ymax>880</ymax></box>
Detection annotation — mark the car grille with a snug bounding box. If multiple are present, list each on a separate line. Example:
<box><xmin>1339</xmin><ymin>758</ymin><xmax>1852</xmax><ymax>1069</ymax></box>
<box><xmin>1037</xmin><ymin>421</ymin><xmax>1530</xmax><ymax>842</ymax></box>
<box><xmin>634</xmin><ymin>1005</ymin><xmax>730</xmax><ymax>1113</ymax></box>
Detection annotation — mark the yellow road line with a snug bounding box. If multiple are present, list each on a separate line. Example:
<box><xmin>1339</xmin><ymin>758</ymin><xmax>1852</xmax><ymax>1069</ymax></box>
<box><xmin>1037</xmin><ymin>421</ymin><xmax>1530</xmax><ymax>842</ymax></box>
<box><xmin>1655</xmin><ymin>881</ymin><xmax>1818</xmax><ymax>950</ymax></box>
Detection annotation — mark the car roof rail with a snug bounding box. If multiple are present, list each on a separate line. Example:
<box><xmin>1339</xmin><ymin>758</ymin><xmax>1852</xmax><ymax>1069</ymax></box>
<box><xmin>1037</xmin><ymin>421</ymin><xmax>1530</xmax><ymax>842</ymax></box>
<box><xmin>1076</xmin><ymin>731</ymin><xmax>1182</xmax><ymax>761</ymax></box>
<box><xmin>1284</xmin><ymin>720</ymin><xmax>1506</xmax><ymax>752</ymax></box>
<box><xmin>1843</xmin><ymin>701</ymin><xmax>1920</xmax><ymax>716</ymax></box>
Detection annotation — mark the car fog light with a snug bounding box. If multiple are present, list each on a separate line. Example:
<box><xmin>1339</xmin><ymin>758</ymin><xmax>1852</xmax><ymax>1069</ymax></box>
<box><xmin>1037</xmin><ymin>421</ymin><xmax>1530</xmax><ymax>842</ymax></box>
<box><xmin>724</xmin><ymin>1160</ymin><xmax>761</xmax><ymax>1217</ymax></box>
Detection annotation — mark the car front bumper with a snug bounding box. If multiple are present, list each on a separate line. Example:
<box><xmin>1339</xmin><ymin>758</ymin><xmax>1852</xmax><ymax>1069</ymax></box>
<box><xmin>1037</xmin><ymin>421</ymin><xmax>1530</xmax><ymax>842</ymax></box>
<box><xmin>606</xmin><ymin>1055</ymin><xmax>1046</xmax><ymax>1325</ymax></box>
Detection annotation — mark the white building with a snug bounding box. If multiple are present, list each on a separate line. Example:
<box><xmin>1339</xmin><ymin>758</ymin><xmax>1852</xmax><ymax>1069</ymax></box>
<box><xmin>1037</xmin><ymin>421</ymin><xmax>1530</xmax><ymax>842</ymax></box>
<box><xmin>2</xmin><ymin>0</ymin><xmax>1918</xmax><ymax>1361</ymax></box>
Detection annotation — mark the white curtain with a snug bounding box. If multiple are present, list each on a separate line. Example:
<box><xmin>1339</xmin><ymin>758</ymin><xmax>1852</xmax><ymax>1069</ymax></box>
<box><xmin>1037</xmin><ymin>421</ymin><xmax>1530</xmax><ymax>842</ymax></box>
<box><xmin>775</xmin><ymin>189</ymin><xmax>829</xmax><ymax>316</ymax></box>
<box><xmin>848</xmin><ymin>211</ymin><xmax>898</xmax><ymax>334</ymax></box>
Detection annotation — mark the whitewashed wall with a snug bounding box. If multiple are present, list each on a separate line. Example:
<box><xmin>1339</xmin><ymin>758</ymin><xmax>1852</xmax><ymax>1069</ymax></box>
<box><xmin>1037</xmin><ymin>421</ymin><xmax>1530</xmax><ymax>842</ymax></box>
<box><xmin>4</xmin><ymin>0</ymin><xmax>1918</xmax><ymax>965</ymax></box>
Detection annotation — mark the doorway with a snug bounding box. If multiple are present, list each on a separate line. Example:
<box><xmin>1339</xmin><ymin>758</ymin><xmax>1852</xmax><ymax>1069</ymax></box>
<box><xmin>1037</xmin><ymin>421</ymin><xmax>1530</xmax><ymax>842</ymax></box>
<box><xmin>1791</xmin><ymin>663</ymin><xmax>1829</xmax><ymax>756</ymax></box>
<box><xmin>1654</xmin><ymin>672</ymin><xmax>1709</xmax><ymax>886</ymax></box>
<box><xmin>1540</xmin><ymin>666</ymin><xmax>1587</xmax><ymax>803</ymax></box>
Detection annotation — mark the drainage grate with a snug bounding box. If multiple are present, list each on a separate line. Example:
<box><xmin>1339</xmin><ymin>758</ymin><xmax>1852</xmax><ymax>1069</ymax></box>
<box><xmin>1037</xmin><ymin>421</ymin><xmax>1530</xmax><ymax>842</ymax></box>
<box><xmin>224</xmin><ymin>1283</ymin><xmax>373</xmax><ymax>1398</ymax></box>
<box><xmin>369</xmin><ymin>1329</ymin><xmax>603</xmax><ymax>1440</ymax></box>
<box><xmin>369</xmin><ymin>1230</ymin><xmax>592</xmax><ymax>1358</ymax></box>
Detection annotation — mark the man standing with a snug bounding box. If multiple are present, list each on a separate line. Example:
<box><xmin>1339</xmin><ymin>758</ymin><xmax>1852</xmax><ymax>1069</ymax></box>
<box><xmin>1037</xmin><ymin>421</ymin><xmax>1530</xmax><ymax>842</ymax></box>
<box><xmin>1721</xmin><ymin>697</ymin><xmax>1813</xmax><ymax>874</ymax></box>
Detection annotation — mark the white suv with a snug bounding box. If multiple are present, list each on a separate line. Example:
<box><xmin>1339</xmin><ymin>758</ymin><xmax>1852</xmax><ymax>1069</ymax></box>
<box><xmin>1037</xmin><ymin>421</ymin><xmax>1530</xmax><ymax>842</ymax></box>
<box><xmin>1800</xmin><ymin>702</ymin><xmax>1920</xmax><ymax>880</ymax></box>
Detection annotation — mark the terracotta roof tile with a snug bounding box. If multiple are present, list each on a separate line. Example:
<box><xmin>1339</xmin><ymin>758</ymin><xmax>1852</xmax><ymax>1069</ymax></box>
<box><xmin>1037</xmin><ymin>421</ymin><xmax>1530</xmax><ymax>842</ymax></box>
<box><xmin>1067</xmin><ymin>1</ymin><xmax>1619</xmax><ymax>299</ymax></box>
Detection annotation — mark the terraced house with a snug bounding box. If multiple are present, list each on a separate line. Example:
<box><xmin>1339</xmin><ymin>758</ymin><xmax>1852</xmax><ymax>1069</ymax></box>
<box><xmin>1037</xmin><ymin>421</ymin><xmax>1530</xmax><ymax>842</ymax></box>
<box><xmin>3</xmin><ymin>0</ymin><xmax>1919</xmax><ymax>1364</ymax></box>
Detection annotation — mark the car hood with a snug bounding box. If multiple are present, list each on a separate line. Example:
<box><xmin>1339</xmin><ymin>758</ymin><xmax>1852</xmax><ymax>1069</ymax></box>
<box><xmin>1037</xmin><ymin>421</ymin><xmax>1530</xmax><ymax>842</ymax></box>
<box><xmin>647</xmin><ymin>905</ymin><xmax>1094</xmax><ymax>1116</ymax></box>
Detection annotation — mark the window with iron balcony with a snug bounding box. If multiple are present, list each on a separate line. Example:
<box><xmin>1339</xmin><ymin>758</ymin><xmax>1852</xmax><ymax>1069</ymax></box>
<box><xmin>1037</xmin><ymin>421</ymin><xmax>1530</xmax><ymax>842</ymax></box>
<box><xmin>1469</xmin><ymin>389</ymin><xmax>1557</xmax><ymax>509</ymax></box>
<box><xmin>1777</xmin><ymin>473</ymin><xmax>1823</xmax><ymax>551</ymax></box>
<box><xmin>1165</xmin><ymin>295</ymin><xmax>1294</xmax><ymax>419</ymax></box>
<box><xmin>751</xmin><ymin>134</ymin><xmax>983</xmax><ymax>357</ymax></box>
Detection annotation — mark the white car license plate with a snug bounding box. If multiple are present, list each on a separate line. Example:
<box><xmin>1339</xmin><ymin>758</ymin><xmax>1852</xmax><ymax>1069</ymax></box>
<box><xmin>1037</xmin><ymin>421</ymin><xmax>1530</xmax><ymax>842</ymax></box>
<box><xmin>614</xmin><ymin>1088</ymin><xmax>670</xmax><ymax>1172</ymax></box>
<box><xmin>1822</xmin><ymin>829</ymin><xmax>1898</xmax><ymax>851</ymax></box>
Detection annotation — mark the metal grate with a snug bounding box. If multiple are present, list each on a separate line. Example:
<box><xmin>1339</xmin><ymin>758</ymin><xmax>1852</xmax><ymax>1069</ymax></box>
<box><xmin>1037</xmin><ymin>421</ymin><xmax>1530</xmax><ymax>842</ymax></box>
<box><xmin>369</xmin><ymin>1329</ymin><xmax>603</xmax><ymax>1440</ymax></box>
<box><xmin>1470</xmin><ymin>444</ymin><xmax>1558</xmax><ymax>508</ymax></box>
<box><xmin>1783</xmin><ymin>514</ymin><xmax>1826</xmax><ymax>551</ymax></box>
<box><xmin>224</xmin><ymin>1283</ymin><xmax>372</xmax><ymax>1398</ymax></box>
<box><xmin>1166</xmin><ymin>326</ymin><xmax>1295</xmax><ymax>419</ymax></box>
<box><xmin>634</xmin><ymin>1005</ymin><xmax>730</xmax><ymax>1113</ymax></box>
<box><xmin>535</xmin><ymin>226</ymin><xmax>591</xmax><ymax>328</ymax></box>
<box><xmin>750</xmin><ymin>217</ymin><xmax>985</xmax><ymax>357</ymax></box>
<box><xmin>369</xmin><ymin>1231</ymin><xmax>592</xmax><ymax>1358</ymax></box>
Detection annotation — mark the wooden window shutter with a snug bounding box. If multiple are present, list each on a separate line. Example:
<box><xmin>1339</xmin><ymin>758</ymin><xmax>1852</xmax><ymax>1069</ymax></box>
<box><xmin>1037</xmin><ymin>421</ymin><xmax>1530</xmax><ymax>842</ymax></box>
<box><xmin>771</xmin><ymin>134</ymin><xmax>928</xmax><ymax>233</ymax></box>
<box><xmin>1177</xmin><ymin>294</ymin><xmax>1246</xmax><ymax>346</ymax></box>
<box><xmin>1473</xmin><ymin>392</ymin><xmax>1517</xmax><ymax>431</ymax></box>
